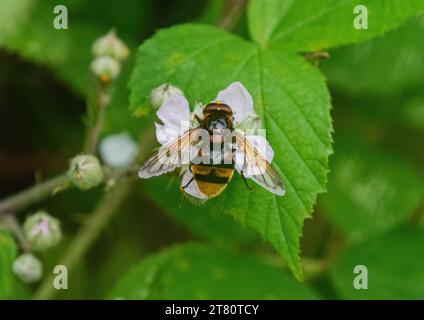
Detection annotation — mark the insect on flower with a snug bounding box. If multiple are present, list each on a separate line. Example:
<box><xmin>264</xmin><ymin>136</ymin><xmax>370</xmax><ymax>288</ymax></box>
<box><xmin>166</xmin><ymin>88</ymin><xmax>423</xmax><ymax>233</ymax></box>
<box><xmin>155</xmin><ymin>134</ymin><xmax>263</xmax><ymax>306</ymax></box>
<box><xmin>138</xmin><ymin>82</ymin><xmax>285</xmax><ymax>200</ymax></box>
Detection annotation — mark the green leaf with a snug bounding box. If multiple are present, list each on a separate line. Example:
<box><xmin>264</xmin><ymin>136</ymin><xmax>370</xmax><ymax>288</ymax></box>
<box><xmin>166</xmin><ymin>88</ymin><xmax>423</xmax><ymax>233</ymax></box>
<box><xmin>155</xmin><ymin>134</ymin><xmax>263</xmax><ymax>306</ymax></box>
<box><xmin>322</xmin><ymin>15</ymin><xmax>424</xmax><ymax>95</ymax></box>
<box><xmin>401</xmin><ymin>94</ymin><xmax>424</xmax><ymax>132</ymax></box>
<box><xmin>320</xmin><ymin>136</ymin><xmax>424</xmax><ymax>241</ymax></box>
<box><xmin>0</xmin><ymin>0</ymin><xmax>149</xmax><ymax>92</ymax></box>
<box><xmin>247</xmin><ymin>0</ymin><xmax>424</xmax><ymax>51</ymax></box>
<box><xmin>0</xmin><ymin>0</ymin><xmax>151</xmax><ymax>136</ymax></box>
<box><xmin>1</xmin><ymin>0</ymin><xmax>100</xmax><ymax>94</ymax></box>
<box><xmin>141</xmin><ymin>177</ymin><xmax>256</xmax><ymax>246</ymax></box>
<box><xmin>195</xmin><ymin>0</ymin><xmax>225</xmax><ymax>25</ymax></box>
<box><xmin>331</xmin><ymin>226</ymin><xmax>424</xmax><ymax>299</ymax></box>
<box><xmin>0</xmin><ymin>0</ymin><xmax>34</xmax><ymax>43</ymax></box>
<box><xmin>109</xmin><ymin>244</ymin><xmax>320</xmax><ymax>299</ymax></box>
<box><xmin>322</xmin><ymin>86</ymin><xmax>424</xmax><ymax>138</ymax></box>
<box><xmin>130</xmin><ymin>24</ymin><xmax>333</xmax><ymax>279</ymax></box>
<box><xmin>0</xmin><ymin>229</ymin><xmax>17</xmax><ymax>298</ymax></box>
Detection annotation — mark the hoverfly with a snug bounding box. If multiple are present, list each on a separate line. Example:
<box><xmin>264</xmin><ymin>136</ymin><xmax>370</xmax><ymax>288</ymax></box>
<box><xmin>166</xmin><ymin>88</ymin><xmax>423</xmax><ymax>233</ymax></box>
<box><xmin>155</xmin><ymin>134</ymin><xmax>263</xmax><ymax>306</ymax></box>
<box><xmin>139</xmin><ymin>100</ymin><xmax>285</xmax><ymax>199</ymax></box>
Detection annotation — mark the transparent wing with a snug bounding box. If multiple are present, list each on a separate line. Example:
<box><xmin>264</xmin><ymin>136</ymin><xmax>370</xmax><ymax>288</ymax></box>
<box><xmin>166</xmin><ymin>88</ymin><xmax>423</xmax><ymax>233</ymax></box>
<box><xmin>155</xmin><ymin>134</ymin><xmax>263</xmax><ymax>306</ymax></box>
<box><xmin>233</xmin><ymin>130</ymin><xmax>285</xmax><ymax>196</ymax></box>
<box><xmin>138</xmin><ymin>128</ymin><xmax>201</xmax><ymax>179</ymax></box>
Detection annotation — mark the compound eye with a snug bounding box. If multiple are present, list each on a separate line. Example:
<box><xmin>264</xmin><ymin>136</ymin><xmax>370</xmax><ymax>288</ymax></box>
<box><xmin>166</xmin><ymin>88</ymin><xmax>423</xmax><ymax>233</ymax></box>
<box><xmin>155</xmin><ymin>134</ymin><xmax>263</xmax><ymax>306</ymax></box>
<box><xmin>209</xmin><ymin>119</ymin><xmax>227</xmax><ymax>131</ymax></box>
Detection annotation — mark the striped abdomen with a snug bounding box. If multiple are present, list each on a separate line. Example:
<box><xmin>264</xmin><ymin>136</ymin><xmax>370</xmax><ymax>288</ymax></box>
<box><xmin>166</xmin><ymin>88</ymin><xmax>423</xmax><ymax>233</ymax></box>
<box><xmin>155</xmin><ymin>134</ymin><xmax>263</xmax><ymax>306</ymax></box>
<box><xmin>191</xmin><ymin>164</ymin><xmax>234</xmax><ymax>198</ymax></box>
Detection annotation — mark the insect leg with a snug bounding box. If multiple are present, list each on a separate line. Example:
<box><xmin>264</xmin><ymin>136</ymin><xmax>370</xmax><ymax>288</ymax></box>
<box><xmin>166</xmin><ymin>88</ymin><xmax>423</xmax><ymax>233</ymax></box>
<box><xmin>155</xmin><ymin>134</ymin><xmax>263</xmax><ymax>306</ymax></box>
<box><xmin>194</xmin><ymin>114</ymin><xmax>203</xmax><ymax>125</ymax></box>
<box><xmin>241</xmin><ymin>170</ymin><xmax>253</xmax><ymax>192</ymax></box>
<box><xmin>182</xmin><ymin>166</ymin><xmax>194</xmax><ymax>189</ymax></box>
<box><xmin>182</xmin><ymin>176</ymin><xmax>194</xmax><ymax>189</ymax></box>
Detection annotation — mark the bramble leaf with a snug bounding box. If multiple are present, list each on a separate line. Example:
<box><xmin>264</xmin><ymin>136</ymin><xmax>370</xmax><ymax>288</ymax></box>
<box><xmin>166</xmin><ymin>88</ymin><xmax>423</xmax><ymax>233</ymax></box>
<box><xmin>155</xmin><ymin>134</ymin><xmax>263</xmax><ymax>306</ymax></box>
<box><xmin>0</xmin><ymin>0</ymin><xmax>151</xmax><ymax>135</ymax></box>
<box><xmin>0</xmin><ymin>0</ymin><xmax>150</xmax><ymax>93</ymax></box>
<box><xmin>331</xmin><ymin>227</ymin><xmax>424</xmax><ymax>299</ymax></box>
<box><xmin>248</xmin><ymin>0</ymin><xmax>424</xmax><ymax>51</ymax></box>
<box><xmin>130</xmin><ymin>24</ymin><xmax>333</xmax><ymax>279</ymax></box>
<box><xmin>322</xmin><ymin>15</ymin><xmax>424</xmax><ymax>95</ymax></box>
<box><xmin>321</xmin><ymin>136</ymin><xmax>424</xmax><ymax>241</ymax></box>
<box><xmin>0</xmin><ymin>229</ymin><xmax>17</xmax><ymax>298</ymax></box>
<box><xmin>109</xmin><ymin>244</ymin><xmax>320</xmax><ymax>299</ymax></box>
<box><xmin>141</xmin><ymin>177</ymin><xmax>257</xmax><ymax>246</ymax></box>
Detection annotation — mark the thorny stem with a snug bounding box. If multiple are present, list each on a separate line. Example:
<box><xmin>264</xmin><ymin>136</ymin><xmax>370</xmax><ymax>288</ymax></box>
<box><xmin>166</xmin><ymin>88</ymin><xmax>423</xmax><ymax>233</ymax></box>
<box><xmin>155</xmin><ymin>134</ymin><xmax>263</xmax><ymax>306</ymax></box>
<box><xmin>0</xmin><ymin>0</ymin><xmax>245</xmax><ymax>239</ymax></box>
<box><xmin>0</xmin><ymin>166</ymin><xmax>143</xmax><ymax>217</ymax></box>
<box><xmin>0</xmin><ymin>174</ymin><xmax>67</xmax><ymax>215</ymax></box>
<box><xmin>1</xmin><ymin>212</ymin><xmax>31</xmax><ymax>252</ymax></box>
<box><xmin>8</xmin><ymin>0</ymin><xmax>246</xmax><ymax>300</ymax></box>
<box><xmin>84</xmin><ymin>81</ymin><xmax>111</xmax><ymax>154</ymax></box>
<box><xmin>33</xmin><ymin>125</ymin><xmax>155</xmax><ymax>300</ymax></box>
<box><xmin>217</xmin><ymin>0</ymin><xmax>247</xmax><ymax>30</ymax></box>
<box><xmin>0</xmin><ymin>81</ymin><xmax>112</xmax><ymax>215</ymax></box>
<box><xmin>33</xmin><ymin>180</ymin><xmax>132</xmax><ymax>300</ymax></box>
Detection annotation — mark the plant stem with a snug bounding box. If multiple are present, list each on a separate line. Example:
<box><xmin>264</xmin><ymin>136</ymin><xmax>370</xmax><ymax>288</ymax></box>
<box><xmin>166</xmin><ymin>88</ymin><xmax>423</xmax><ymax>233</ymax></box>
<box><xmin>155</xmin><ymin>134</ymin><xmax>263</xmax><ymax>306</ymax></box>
<box><xmin>1</xmin><ymin>212</ymin><xmax>31</xmax><ymax>252</ymax></box>
<box><xmin>84</xmin><ymin>82</ymin><xmax>111</xmax><ymax>154</ymax></box>
<box><xmin>33</xmin><ymin>125</ymin><xmax>155</xmax><ymax>300</ymax></box>
<box><xmin>262</xmin><ymin>253</ymin><xmax>331</xmax><ymax>280</ymax></box>
<box><xmin>32</xmin><ymin>179</ymin><xmax>132</xmax><ymax>300</ymax></box>
<box><xmin>302</xmin><ymin>257</ymin><xmax>331</xmax><ymax>280</ymax></box>
<box><xmin>0</xmin><ymin>174</ymin><xmax>67</xmax><ymax>215</ymax></box>
<box><xmin>217</xmin><ymin>0</ymin><xmax>247</xmax><ymax>30</ymax></box>
<box><xmin>0</xmin><ymin>81</ymin><xmax>112</xmax><ymax>215</ymax></box>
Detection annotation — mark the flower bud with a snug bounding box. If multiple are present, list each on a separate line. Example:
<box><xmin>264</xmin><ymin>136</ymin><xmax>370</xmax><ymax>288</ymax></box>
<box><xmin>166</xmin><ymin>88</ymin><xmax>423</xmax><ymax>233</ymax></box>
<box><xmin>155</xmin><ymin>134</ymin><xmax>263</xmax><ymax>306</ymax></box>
<box><xmin>68</xmin><ymin>154</ymin><xmax>104</xmax><ymax>190</ymax></box>
<box><xmin>23</xmin><ymin>211</ymin><xmax>62</xmax><ymax>251</ymax></box>
<box><xmin>13</xmin><ymin>253</ymin><xmax>43</xmax><ymax>283</ymax></box>
<box><xmin>92</xmin><ymin>30</ymin><xmax>129</xmax><ymax>61</ymax></box>
<box><xmin>91</xmin><ymin>56</ymin><xmax>121</xmax><ymax>82</ymax></box>
<box><xmin>150</xmin><ymin>83</ymin><xmax>184</xmax><ymax>110</ymax></box>
<box><xmin>237</xmin><ymin>114</ymin><xmax>262</xmax><ymax>131</ymax></box>
<box><xmin>99</xmin><ymin>132</ymin><xmax>139</xmax><ymax>169</ymax></box>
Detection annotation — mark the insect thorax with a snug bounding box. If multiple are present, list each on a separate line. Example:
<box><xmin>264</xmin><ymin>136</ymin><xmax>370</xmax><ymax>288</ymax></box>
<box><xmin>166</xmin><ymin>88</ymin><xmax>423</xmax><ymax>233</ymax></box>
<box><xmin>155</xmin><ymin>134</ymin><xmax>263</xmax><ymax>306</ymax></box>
<box><xmin>203</xmin><ymin>102</ymin><xmax>234</xmax><ymax>132</ymax></box>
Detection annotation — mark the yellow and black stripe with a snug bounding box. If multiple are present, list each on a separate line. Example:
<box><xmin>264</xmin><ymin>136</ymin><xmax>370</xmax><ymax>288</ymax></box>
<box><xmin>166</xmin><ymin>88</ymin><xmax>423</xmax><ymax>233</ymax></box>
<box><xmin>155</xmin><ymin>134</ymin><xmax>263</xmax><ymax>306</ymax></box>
<box><xmin>191</xmin><ymin>163</ymin><xmax>234</xmax><ymax>198</ymax></box>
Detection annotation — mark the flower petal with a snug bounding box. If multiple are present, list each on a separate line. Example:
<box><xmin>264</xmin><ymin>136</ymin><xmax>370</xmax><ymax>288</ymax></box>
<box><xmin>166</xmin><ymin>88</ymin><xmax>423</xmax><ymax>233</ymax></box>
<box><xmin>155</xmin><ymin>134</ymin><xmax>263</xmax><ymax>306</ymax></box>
<box><xmin>236</xmin><ymin>113</ymin><xmax>262</xmax><ymax>131</ymax></box>
<box><xmin>155</xmin><ymin>94</ymin><xmax>190</xmax><ymax>145</ymax></box>
<box><xmin>234</xmin><ymin>134</ymin><xmax>275</xmax><ymax>174</ymax></box>
<box><xmin>99</xmin><ymin>132</ymin><xmax>139</xmax><ymax>169</ymax></box>
<box><xmin>215</xmin><ymin>82</ymin><xmax>255</xmax><ymax>124</ymax></box>
<box><xmin>155</xmin><ymin>123</ymin><xmax>180</xmax><ymax>145</ymax></box>
<box><xmin>233</xmin><ymin>134</ymin><xmax>284</xmax><ymax>196</ymax></box>
<box><xmin>181</xmin><ymin>170</ymin><xmax>208</xmax><ymax>200</ymax></box>
<box><xmin>248</xmin><ymin>135</ymin><xmax>274</xmax><ymax>163</ymax></box>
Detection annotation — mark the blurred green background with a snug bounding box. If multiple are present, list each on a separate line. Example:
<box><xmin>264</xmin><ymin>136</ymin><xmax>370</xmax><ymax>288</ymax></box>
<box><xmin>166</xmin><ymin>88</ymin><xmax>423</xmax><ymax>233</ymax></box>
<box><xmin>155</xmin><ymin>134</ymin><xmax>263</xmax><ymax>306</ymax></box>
<box><xmin>0</xmin><ymin>0</ymin><xmax>423</xmax><ymax>299</ymax></box>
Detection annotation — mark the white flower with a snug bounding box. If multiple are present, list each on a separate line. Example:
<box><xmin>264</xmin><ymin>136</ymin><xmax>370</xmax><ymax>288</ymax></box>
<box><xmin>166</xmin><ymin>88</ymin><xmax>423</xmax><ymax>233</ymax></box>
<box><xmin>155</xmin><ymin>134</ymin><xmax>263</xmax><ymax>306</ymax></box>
<box><xmin>90</xmin><ymin>56</ymin><xmax>121</xmax><ymax>82</ymax></box>
<box><xmin>155</xmin><ymin>94</ymin><xmax>191</xmax><ymax>145</ymax></box>
<box><xmin>215</xmin><ymin>82</ymin><xmax>255</xmax><ymax>124</ymax></box>
<box><xmin>153</xmin><ymin>81</ymin><xmax>278</xmax><ymax>200</ymax></box>
<box><xmin>99</xmin><ymin>132</ymin><xmax>139</xmax><ymax>169</ymax></box>
<box><xmin>236</xmin><ymin>114</ymin><xmax>262</xmax><ymax>131</ymax></box>
<box><xmin>150</xmin><ymin>83</ymin><xmax>184</xmax><ymax>110</ymax></box>
<box><xmin>233</xmin><ymin>132</ymin><xmax>274</xmax><ymax>174</ymax></box>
